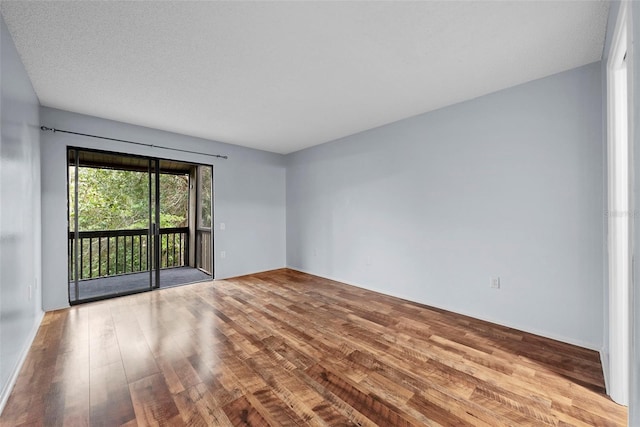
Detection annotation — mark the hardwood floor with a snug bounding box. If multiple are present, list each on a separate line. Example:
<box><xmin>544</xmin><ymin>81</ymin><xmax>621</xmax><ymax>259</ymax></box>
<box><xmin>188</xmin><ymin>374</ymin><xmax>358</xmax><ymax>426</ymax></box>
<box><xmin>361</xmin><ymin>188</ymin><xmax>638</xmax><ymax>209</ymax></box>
<box><xmin>0</xmin><ymin>269</ymin><xmax>626</xmax><ymax>426</ymax></box>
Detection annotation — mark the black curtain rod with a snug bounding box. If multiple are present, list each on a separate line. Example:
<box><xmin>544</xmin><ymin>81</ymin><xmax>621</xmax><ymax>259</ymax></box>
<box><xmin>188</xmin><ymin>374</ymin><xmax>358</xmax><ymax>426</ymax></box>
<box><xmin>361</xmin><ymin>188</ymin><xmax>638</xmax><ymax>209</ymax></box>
<box><xmin>40</xmin><ymin>126</ymin><xmax>229</xmax><ymax>160</ymax></box>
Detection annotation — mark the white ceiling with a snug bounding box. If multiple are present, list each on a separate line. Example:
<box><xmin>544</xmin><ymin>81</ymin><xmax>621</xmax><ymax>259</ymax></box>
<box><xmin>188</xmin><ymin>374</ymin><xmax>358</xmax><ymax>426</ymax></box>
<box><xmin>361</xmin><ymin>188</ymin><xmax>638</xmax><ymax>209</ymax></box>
<box><xmin>1</xmin><ymin>1</ymin><xmax>610</xmax><ymax>154</ymax></box>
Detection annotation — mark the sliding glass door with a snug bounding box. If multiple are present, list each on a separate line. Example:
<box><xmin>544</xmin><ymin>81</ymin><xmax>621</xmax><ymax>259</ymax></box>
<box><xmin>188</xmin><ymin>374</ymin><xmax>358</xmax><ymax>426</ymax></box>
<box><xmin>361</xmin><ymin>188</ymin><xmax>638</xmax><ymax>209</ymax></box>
<box><xmin>68</xmin><ymin>149</ymin><xmax>213</xmax><ymax>304</ymax></box>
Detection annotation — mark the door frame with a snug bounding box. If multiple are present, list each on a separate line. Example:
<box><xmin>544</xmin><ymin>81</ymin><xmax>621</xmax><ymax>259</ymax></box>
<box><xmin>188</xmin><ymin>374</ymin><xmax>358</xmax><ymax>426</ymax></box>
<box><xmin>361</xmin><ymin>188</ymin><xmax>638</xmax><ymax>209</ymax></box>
<box><xmin>66</xmin><ymin>147</ymin><xmax>214</xmax><ymax>304</ymax></box>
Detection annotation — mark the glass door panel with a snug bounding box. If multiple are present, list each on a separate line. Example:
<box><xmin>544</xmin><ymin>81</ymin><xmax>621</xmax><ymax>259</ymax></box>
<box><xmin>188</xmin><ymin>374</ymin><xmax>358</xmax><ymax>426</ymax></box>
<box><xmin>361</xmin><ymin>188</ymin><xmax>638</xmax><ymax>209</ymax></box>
<box><xmin>156</xmin><ymin>160</ymin><xmax>191</xmax><ymax>288</ymax></box>
<box><xmin>68</xmin><ymin>149</ymin><xmax>154</xmax><ymax>303</ymax></box>
<box><xmin>196</xmin><ymin>165</ymin><xmax>213</xmax><ymax>276</ymax></box>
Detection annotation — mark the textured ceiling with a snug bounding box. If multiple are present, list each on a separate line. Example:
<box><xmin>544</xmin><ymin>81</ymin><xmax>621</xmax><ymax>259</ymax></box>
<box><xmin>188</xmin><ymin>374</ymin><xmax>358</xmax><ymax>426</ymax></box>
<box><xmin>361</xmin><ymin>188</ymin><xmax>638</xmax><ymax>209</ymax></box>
<box><xmin>1</xmin><ymin>1</ymin><xmax>609</xmax><ymax>154</ymax></box>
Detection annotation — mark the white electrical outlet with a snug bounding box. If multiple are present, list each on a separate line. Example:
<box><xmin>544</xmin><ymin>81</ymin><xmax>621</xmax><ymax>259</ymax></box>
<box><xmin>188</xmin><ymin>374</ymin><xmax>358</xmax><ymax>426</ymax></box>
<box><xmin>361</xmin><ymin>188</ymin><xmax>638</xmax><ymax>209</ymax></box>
<box><xmin>365</xmin><ymin>256</ymin><xmax>371</xmax><ymax>266</ymax></box>
<box><xmin>490</xmin><ymin>277</ymin><xmax>500</xmax><ymax>289</ymax></box>
<box><xmin>28</xmin><ymin>285</ymin><xmax>32</xmax><ymax>300</ymax></box>
<box><xmin>220</xmin><ymin>222</ymin><xmax>226</xmax><ymax>231</ymax></box>
<box><xmin>220</xmin><ymin>250</ymin><xmax>226</xmax><ymax>259</ymax></box>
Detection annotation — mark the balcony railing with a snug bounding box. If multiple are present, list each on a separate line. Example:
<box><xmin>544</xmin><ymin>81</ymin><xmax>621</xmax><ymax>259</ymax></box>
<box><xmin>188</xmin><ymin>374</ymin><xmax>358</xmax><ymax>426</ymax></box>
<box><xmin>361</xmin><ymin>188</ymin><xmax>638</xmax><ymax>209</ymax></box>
<box><xmin>196</xmin><ymin>228</ymin><xmax>212</xmax><ymax>274</ymax></box>
<box><xmin>69</xmin><ymin>227</ymin><xmax>189</xmax><ymax>280</ymax></box>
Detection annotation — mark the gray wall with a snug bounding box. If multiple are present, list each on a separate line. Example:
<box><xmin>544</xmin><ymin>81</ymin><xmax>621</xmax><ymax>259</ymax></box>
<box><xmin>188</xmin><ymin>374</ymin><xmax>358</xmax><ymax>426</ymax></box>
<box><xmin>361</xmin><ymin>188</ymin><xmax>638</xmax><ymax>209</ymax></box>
<box><xmin>41</xmin><ymin>107</ymin><xmax>286</xmax><ymax>310</ymax></box>
<box><xmin>0</xmin><ymin>15</ymin><xmax>42</xmax><ymax>409</ymax></box>
<box><xmin>287</xmin><ymin>62</ymin><xmax>604</xmax><ymax>349</ymax></box>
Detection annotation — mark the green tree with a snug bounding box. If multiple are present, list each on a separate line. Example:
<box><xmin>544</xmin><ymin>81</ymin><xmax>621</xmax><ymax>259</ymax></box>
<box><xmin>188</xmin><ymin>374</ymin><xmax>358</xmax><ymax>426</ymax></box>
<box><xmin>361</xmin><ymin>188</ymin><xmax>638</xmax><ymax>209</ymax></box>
<box><xmin>69</xmin><ymin>166</ymin><xmax>191</xmax><ymax>279</ymax></box>
<box><xmin>69</xmin><ymin>167</ymin><xmax>189</xmax><ymax>230</ymax></box>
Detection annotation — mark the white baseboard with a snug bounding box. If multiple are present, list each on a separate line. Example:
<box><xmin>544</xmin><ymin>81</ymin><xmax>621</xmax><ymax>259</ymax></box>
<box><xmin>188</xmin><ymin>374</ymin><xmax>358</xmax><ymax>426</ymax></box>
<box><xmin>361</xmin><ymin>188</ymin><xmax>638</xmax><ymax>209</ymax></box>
<box><xmin>600</xmin><ymin>347</ymin><xmax>610</xmax><ymax>395</ymax></box>
<box><xmin>0</xmin><ymin>309</ymin><xmax>45</xmax><ymax>416</ymax></box>
<box><xmin>286</xmin><ymin>266</ymin><xmax>600</xmax><ymax>351</ymax></box>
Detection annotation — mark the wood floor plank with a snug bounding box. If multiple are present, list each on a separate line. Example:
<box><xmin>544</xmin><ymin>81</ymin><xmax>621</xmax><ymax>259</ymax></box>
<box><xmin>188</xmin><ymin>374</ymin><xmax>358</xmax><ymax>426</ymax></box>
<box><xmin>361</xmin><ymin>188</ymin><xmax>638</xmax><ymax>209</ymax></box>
<box><xmin>0</xmin><ymin>269</ymin><xmax>627</xmax><ymax>426</ymax></box>
<box><xmin>173</xmin><ymin>383</ymin><xmax>234</xmax><ymax>426</ymax></box>
<box><xmin>222</xmin><ymin>395</ymin><xmax>271</xmax><ymax>427</ymax></box>
<box><xmin>89</xmin><ymin>361</ymin><xmax>136</xmax><ymax>426</ymax></box>
<box><xmin>129</xmin><ymin>373</ymin><xmax>182</xmax><ymax>425</ymax></box>
<box><xmin>306</xmin><ymin>363</ymin><xmax>416</xmax><ymax>427</ymax></box>
<box><xmin>113</xmin><ymin>313</ymin><xmax>160</xmax><ymax>384</ymax></box>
